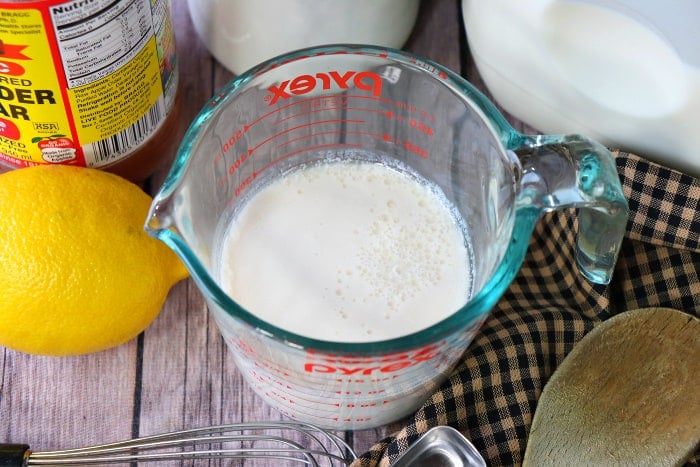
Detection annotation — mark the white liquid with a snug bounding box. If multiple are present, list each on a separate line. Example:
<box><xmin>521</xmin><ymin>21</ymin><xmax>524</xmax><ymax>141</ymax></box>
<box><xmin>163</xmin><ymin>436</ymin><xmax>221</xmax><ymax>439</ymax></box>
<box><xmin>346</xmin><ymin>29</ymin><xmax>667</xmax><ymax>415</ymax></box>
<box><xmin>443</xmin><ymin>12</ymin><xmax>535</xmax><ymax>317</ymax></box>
<box><xmin>218</xmin><ymin>160</ymin><xmax>471</xmax><ymax>342</ymax></box>
<box><xmin>462</xmin><ymin>0</ymin><xmax>700</xmax><ymax>175</ymax></box>
<box><xmin>186</xmin><ymin>0</ymin><xmax>420</xmax><ymax>75</ymax></box>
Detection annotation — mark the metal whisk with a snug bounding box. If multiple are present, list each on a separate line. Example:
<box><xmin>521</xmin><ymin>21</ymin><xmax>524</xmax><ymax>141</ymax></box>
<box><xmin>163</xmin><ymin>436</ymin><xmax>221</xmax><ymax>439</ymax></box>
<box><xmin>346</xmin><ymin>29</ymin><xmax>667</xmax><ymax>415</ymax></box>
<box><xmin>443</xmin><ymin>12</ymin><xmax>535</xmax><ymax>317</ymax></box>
<box><xmin>0</xmin><ymin>422</ymin><xmax>357</xmax><ymax>466</ymax></box>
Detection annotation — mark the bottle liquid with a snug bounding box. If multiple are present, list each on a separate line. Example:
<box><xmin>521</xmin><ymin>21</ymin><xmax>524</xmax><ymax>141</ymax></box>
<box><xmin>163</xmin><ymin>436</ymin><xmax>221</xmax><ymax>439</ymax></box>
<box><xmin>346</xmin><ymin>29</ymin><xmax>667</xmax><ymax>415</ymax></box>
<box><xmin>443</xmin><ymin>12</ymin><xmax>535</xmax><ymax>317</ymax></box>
<box><xmin>0</xmin><ymin>0</ymin><xmax>180</xmax><ymax>182</ymax></box>
<box><xmin>462</xmin><ymin>0</ymin><xmax>700</xmax><ymax>176</ymax></box>
<box><xmin>187</xmin><ymin>0</ymin><xmax>420</xmax><ymax>75</ymax></box>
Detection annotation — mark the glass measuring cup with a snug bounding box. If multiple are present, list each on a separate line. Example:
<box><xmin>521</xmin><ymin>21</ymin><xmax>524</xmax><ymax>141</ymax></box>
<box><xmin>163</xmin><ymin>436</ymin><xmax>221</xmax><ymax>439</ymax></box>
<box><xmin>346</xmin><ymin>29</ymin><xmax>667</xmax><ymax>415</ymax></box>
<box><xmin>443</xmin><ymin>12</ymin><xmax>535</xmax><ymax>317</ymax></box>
<box><xmin>145</xmin><ymin>45</ymin><xmax>628</xmax><ymax>430</ymax></box>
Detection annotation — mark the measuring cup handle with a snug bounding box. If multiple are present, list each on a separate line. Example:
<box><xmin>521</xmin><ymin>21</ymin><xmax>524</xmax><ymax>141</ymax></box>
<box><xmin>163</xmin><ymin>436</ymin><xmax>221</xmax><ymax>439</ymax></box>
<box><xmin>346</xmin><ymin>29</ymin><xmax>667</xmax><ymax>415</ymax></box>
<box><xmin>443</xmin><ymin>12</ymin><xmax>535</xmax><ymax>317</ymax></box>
<box><xmin>513</xmin><ymin>134</ymin><xmax>629</xmax><ymax>284</ymax></box>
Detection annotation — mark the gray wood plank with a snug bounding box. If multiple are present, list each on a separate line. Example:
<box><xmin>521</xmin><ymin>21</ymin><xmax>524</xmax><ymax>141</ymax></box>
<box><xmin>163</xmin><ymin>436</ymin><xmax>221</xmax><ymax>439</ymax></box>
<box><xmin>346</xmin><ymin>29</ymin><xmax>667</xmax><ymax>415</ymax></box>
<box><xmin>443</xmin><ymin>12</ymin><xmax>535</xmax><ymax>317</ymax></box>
<box><xmin>0</xmin><ymin>0</ymin><xmax>507</xmax><ymax>462</ymax></box>
<box><xmin>0</xmin><ymin>345</ymin><xmax>137</xmax><ymax>451</ymax></box>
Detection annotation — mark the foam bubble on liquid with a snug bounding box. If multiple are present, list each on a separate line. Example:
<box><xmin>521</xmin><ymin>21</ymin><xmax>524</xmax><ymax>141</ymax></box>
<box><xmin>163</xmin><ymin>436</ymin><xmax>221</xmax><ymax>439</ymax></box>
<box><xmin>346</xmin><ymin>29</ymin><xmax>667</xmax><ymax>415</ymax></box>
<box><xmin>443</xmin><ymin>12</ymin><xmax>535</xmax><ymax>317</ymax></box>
<box><xmin>218</xmin><ymin>159</ymin><xmax>472</xmax><ymax>342</ymax></box>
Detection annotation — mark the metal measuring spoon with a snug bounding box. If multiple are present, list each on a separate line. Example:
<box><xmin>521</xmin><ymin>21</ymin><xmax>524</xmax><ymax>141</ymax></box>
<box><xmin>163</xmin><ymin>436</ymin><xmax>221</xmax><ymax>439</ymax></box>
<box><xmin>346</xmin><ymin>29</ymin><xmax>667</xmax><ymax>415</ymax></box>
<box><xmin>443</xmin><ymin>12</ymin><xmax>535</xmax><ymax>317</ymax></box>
<box><xmin>524</xmin><ymin>307</ymin><xmax>700</xmax><ymax>466</ymax></box>
<box><xmin>393</xmin><ymin>426</ymin><xmax>486</xmax><ymax>467</ymax></box>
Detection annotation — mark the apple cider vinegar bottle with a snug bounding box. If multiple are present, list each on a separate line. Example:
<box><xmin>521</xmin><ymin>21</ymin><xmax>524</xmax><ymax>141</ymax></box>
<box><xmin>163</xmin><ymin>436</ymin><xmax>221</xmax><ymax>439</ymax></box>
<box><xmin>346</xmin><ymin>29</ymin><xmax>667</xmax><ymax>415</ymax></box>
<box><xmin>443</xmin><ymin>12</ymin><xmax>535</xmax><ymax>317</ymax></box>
<box><xmin>0</xmin><ymin>0</ymin><xmax>180</xmax><ymax>182</ymax></box>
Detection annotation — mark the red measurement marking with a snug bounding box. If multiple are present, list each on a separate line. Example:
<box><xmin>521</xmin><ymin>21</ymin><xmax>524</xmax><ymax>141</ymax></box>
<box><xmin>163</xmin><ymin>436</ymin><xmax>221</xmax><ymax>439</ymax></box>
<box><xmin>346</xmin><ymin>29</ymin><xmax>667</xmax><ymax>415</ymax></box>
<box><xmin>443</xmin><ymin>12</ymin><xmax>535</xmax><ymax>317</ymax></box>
<box><xmin>253</xmin><ymin>360</ymin><xmax>291</xmax><ymax>378</ymax></box>
<box><xmin>342</xmin><ymin>402</ymin><xmax>378</xmax><ymax>408</ymax></box>
<box><xmin>409</xmin><ymin>117</ymin><xmax>435</xmax><ymax>136</ymax></box>
<box><xmin>331</xmin><ymin>417</ymin><xmax>374</xmax><ymax>423</ymax></box>
<box><xmin>319</xmin><ymin>414</ymin><xmax>374</xmax><ymax>423</ymax></box>
<box><xmin>220</xmin><ymin>128</ymin><xmax>246</xmax><ymax>156</ymax></box>
<box><xmin>231</xmin><ymin>142</ymin><xmax>361</xmax><ymax>198</ymax></box>
<box><xmin>220</xmin><ymin>121</ymin><xmax>369</xmax><ymax>188</ymax></box>
<box><xmin>382</xmin><ymin>134</ymin><xmax>429</xmax><ymax>159</ymax></box>
<box><xmin>265</xmin><ymin>389</ymin><xmax>295</xmax><ymax>406</ymax></box>
<box><xmin>384</xmin><ymin>110</ymin><xmax>406</xmax><ymax>122</ymax></box>
<box><xmin>247</xmin><ymin>119</ymin><xmax>363</xmax><ymax>157</ymax></box>
<box><xmin>335</xmin><ymin>389</ymin><xmax>387</xmax><ymax>396</ymax></box>
<box><xmin>232</xmin><ymin>170</ymin><xmax>255</xmax><ymax>196</ymax></box>
<box><xmin>284</xmin><ymin>392</ymin><xmax>342</xmax><ymax>409</ymax></box>
<box><xmin>250</xmin><ymin>356</ymin><xmax>294</xmax><ymax>376</ymax></box>
<box><xmin>242</xmin><ymin>98</ymin><xmax>310</xmax><ymax>131</ymax></box>
<box><xmin>239</xmin><ymin>95</ymin><xmax>386</xmax><ymax>134</ymax></box>
<box><xmin>213</xmin><ymin>94</ymin><xmax>436</xmax><ymax>165</ymax></box>
<box><xmin>275</xmin><ymin>106</ymin><xmax>385</xmax><ymax>125</ymax></box>
<box><xmin>246</xmin><ymin>142</ymin><xmax>360</xmax><ymax>183</ymax></box>
<box><xmin>217</xmin><ymin>152</ymin><xmax>249</xmax><ymax>187</ymax></box>
<box><xmin>230</xmin><ymin>339</ymin><xmax>299</xmax><ymax>376</ymax></box>
<box><xmin>237</xmin><ymin>95</ymin><xmax>391</xmax><ymax>135</ymax></box>
<box><xmin>276</xmin><ymin>130</ymin><xmax>385</xmax><ymax>149</ymax></box>
<box><xmin>343</xmin><ymin>94</ymin><xmax>396</xmax><ymax>106</ymax></box>
<box><xmin>262</xmin><ymin>388</ymin><xmax>346</xmax><ymax>413</ymax></box>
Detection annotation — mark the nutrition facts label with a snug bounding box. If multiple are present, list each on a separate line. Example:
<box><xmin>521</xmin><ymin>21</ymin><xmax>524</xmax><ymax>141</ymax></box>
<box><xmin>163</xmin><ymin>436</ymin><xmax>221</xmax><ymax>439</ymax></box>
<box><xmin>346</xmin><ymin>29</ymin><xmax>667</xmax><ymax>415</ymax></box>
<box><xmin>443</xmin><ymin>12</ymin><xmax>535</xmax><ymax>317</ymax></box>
<box><xmin>50</xmin><ymin>0</ymin><xmax>155</xmax><ymax>87</ymax></box>
<box><xmin>0</xmin><ymin>0</ymin><xmax>177</xmax><ymax>169</ymax></box>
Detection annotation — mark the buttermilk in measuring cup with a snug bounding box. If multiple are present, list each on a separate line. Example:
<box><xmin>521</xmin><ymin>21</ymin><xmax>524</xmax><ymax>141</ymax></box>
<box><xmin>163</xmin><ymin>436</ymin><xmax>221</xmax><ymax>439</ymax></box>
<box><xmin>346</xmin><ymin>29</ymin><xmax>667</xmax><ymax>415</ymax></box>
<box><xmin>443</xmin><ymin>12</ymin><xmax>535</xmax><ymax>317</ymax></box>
<box><xmin>217</xmin><ymin>150</ymin><xmax>473</xmax><ymax>342</ymax></box>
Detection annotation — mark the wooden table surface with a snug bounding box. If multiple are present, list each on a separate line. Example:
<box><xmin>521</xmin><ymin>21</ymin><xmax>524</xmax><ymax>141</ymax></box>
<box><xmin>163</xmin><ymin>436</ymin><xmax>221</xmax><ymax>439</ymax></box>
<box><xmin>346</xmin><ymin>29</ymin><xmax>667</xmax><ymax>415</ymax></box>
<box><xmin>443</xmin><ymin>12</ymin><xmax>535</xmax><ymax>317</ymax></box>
<box><xmin>1</xmin><ymin>0</ymin><xmax>536</xmax><ymax>463</ymax></box>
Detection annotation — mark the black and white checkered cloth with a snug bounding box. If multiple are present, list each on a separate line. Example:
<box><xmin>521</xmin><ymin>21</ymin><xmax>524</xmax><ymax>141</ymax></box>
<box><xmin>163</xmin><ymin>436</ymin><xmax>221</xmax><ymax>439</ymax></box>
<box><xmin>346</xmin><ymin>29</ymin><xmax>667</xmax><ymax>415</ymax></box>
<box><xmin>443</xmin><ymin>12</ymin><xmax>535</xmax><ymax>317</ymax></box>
<box><xmin>353</xmin><ymin>152</ymin><xmax>700</xmax><ymax>466</ymax></box>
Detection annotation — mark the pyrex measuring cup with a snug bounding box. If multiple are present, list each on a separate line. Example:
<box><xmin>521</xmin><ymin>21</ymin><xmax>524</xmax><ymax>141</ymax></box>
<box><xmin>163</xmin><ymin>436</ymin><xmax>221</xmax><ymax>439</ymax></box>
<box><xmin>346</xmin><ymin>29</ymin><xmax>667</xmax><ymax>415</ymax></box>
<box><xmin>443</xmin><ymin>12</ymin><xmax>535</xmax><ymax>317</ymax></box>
<box><xmin>145</xmin><ymin>45</ymin><xmax>628</xmax><ymax>430</ymax></box>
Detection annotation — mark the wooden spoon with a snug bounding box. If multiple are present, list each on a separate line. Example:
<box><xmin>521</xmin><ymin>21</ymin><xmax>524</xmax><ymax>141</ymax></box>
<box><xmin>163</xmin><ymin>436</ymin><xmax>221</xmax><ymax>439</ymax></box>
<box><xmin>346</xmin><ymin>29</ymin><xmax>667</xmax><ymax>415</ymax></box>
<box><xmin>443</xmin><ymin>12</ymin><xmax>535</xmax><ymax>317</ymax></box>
<box><xmin>524</xmin><ymin>307</ymin><xmax>700</xmax><ymax>466</ymax></box>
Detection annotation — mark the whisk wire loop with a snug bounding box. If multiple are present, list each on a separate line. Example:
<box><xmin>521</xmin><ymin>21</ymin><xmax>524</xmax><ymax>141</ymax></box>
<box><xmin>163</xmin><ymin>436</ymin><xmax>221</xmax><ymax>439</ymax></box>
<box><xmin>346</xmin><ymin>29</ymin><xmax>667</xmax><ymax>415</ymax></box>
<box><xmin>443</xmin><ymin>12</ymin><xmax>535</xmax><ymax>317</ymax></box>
<box><xmin>13</xmin><ymin>422</ymin><xmax>357</xmax><ymax>466</ymax></box>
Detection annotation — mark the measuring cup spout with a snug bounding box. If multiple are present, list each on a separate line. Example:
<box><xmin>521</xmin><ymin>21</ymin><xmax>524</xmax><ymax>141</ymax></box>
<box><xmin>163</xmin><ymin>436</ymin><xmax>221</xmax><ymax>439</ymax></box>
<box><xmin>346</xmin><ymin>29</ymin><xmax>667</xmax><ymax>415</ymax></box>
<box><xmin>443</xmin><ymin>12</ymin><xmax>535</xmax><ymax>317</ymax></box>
<box><xmin>144</xmin><ymin>182</ymin><xmax>233</xmax><ymax>316</ymax></box>
<box><xmin>144</xmin><ymin>192</ymin><xmax>192</xmax><ymax>271</ymax></box>
<box><xmin>513</xmin><ymin>134</ymin><xmax>629</xmax><ymax>284</ymax></box>
<box><xmin>145</xmin><ymin>195</ymin><xmax>174</xmax><ymax>235</ymax></box>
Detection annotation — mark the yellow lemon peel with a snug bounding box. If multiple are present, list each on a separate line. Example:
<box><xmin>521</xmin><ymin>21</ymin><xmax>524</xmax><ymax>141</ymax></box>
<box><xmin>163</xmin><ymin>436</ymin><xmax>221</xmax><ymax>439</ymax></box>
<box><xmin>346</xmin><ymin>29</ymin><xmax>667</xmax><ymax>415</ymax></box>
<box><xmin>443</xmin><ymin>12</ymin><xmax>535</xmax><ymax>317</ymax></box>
<box><xmin>0</xmin><ymin>165</ymin><xmax>188</xmax><ymax>356</ymax></box>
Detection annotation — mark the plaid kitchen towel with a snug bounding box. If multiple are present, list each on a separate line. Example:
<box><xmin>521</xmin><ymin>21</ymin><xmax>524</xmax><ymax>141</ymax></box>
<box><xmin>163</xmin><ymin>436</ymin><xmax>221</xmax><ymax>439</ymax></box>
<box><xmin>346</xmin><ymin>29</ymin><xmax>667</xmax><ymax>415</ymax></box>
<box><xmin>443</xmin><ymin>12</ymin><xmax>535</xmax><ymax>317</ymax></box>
<box><xmin>353</xmin><ymin>151</ymin><xmax>700</xmax><ymax>466</ymax></box>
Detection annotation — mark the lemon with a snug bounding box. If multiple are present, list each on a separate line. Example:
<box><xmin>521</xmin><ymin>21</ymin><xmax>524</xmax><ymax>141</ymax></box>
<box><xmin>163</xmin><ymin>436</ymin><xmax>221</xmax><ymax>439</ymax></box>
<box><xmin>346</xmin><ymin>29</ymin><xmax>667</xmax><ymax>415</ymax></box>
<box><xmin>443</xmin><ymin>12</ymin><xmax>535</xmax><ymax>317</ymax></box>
<box><xmin>0</xmin><ymin>165</ymin><xmax>188</xmax><ymax>356</ymax></box>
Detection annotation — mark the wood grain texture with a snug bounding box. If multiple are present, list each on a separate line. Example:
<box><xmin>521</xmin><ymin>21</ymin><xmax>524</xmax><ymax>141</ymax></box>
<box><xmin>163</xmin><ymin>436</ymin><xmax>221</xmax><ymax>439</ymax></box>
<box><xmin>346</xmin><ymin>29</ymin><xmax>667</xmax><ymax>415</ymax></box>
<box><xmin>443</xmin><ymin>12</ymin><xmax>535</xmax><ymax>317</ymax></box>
<box><xmin>0</xmin><ymin>0</ymin><xmax>523</xmax><ymax>460</ymax></box>
<box><xmin>524</xmin><ymin>308</ymin><xmax>700</xmax><ymax>466</ymax></box>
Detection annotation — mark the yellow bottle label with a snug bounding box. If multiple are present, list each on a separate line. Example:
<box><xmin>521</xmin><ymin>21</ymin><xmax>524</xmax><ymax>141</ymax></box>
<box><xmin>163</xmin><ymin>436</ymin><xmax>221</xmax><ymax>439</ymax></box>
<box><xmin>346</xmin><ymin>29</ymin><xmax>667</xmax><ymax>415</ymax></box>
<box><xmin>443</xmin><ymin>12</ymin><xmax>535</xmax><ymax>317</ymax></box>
<box><xmin>0</xmin><ymin>0</ymin><xmax>178</xmax><ymax>168</ymax></box>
